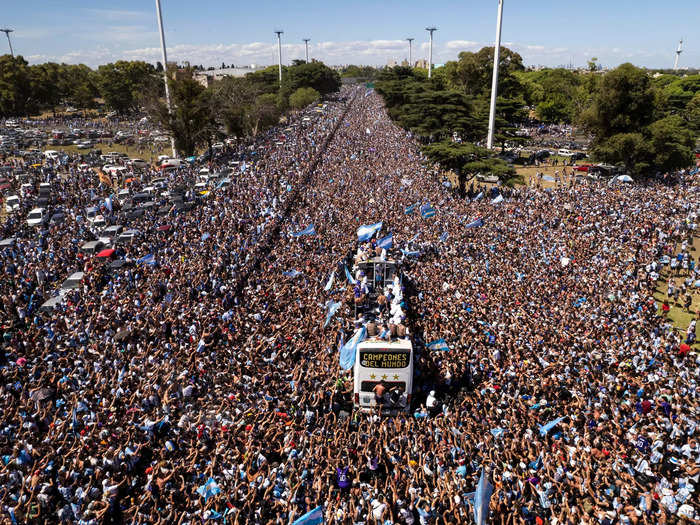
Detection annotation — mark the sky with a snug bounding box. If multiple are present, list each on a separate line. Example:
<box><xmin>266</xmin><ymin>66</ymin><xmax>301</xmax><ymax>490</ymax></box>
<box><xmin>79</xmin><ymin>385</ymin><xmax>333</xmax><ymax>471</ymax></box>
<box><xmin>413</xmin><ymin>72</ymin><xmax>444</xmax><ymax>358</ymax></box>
<box><xmin>3</xmin><ymin>0</ymin><xmax>699</xmax><ymax>70</ymax></box>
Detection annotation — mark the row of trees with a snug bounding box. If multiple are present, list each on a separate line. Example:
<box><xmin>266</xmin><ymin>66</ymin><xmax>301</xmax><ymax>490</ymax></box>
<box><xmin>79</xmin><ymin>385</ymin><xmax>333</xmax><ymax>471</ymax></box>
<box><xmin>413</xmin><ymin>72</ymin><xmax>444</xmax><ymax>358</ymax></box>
<box><xmin>148</xmin><ymin>61</ymin><xmax>341</xmax><ymax>156</ymax></box>
<box><xmin>0</xmin><ymin>55</ymin><xmax>163</xmax><ymax>116</ymax></box>
<box><xmin>375</xmin><ymin>46</ymin><xmax>699</xmax><ymax>182</ymax></box>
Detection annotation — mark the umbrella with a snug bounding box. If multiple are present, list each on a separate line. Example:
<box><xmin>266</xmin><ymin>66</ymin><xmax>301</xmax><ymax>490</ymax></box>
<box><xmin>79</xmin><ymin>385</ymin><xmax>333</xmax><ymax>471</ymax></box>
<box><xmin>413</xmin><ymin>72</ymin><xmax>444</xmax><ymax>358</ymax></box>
<box><xmin>157</xmin><ymin>224</ymin><xmax>171</xmax><ymax>231</ymax></box>
<box><xmin>96</xmin><ymin>248</ymin><xmax>115</xmax><ymax>258</ymax></box>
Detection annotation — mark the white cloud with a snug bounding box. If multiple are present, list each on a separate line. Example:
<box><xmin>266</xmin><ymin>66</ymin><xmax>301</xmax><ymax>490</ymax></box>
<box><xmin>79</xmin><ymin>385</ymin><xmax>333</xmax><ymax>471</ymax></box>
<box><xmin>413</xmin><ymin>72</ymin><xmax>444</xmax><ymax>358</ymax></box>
<box><xmin>23</xmin><ymin>38</ymin><xmax>674</xmax><ymax>69</ymax></box>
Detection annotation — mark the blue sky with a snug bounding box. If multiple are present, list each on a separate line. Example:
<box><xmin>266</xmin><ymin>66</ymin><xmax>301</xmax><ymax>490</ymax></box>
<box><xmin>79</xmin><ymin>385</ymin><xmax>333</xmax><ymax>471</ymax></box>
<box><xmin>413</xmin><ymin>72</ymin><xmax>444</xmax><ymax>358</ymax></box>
<box><xmin>3</xmin><ymin>0</ymin><xmax>699</xmax><ymax>69</ymax></box>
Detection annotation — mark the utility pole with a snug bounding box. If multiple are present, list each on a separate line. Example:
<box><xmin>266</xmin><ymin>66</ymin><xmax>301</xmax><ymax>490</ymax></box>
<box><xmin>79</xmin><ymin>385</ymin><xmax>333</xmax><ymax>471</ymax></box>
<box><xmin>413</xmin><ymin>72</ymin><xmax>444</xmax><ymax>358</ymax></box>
<box><xmin>486</xmin><ymin>0</ymin><xmax>504</xmax><ymax>150</ymax></box>
<box><xmin>154</xmin><ymin>0</ymin><xmax>176</xmax><ymax>158</ymax></box>
<box><xmin>303</xmin><ymin>38</ymin><xmax>310</xmax><ymax>63</ymax></box>
<box><xmin>674</xmin><ymin>39</ymin><xmax>683</xmax><ymax>70</ymax></box>
<box><xmin>406</xmin><ymin>38</ymin><xmax>414</xmax><ymax>67</ymax></box>
<box><xmin>274</xmin><ymin>30</ymin><xmax>284</xmax><ymax>83</ymax></box>
<box><xmin>425</xmin><ymin>27</ymin><xmax>436</xmax><ymax>78</ymax></box>
<box><xmin>0</xmin><ymin>28</ymin><xmax>14</xmax><ymax>57</ymax></box>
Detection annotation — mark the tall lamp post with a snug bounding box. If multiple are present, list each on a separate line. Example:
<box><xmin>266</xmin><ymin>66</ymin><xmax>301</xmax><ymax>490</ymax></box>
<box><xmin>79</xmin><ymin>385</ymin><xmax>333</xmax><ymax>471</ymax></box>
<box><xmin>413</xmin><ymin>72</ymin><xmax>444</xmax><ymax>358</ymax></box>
<box><xmin>154</xmin><ymin>0</ymin><xmax>176</xmax><ymax>158</ymax></box>
<box><xmin>425</xmin><ymin>27</ymin><xmax>437</xmax><ymax>78</ymax></box>
<box><xmin>406</xmin><ymin>37</ymin><xmax>414</xmax><ymax>67</ymax></box>
<box><xmin>0</xmin><ymin>28</ymin><xmax>14</xmax><ymax>57</ymax></box>
<box><xmin>303</xmin><ymin>38</ymin><xmax>310</xmax><ymax>63</ymax></box>
<box><xmin>274</xmin><ymin>30</ymin><xmax>284</xmax><ymax>83</ymax></box>
<box><xmin>486</xmin><ymin>0</ymin><xmax>504</xmax><ymax>150</ymax></box>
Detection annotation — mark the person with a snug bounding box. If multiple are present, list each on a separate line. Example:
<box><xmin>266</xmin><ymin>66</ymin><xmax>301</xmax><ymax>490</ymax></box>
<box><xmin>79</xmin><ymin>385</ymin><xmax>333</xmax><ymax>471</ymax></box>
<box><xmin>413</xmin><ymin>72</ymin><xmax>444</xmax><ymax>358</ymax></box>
<box><xmin>372</xmin><ymin>381</ymin><xmax>387</xmax><ymax>406</ymax></box>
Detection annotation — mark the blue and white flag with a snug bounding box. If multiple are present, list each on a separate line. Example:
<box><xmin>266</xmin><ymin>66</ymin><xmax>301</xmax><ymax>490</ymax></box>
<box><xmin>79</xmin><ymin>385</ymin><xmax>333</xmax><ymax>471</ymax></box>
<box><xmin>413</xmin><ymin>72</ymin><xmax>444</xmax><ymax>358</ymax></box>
<box><xmin>292</xmin><ymin>505</ymin><xmax>324</xmax><ymax>525</ymax></box>
<box><xmin>201</xmin><ymin>232</ymin><xmax>211</xmax><ymax>241</ymax></box>
<box><xmin>465</xmin><ymin>217</ymin><xmax>484</xmax><ymax>229</ymax></box>
<box><xmin>401</xmin><ymin>248</ymin><xmax>420</xmax><ymax>257</ymax></box>
<box><xmin>539</xmin><ymin>416</ymin><xmax>565</xmax><ymax>436</ymax></box>
<box><xmin>357</xmin><ymin>222</ymin><xmax>382</xmax><ymax>241</ymax></box>
<box><xmin>491</xmin><ymin>194</ymin><xmax>504</xmax><ymax>204</ymax></box>
<box><xmin>377</xmin><ymin>233</ymin><xmax>393</xmax><ymax>250</ymax></box>
<box><xmin>490</xmin><ymin>427</ymin><xmax>505</xmax><ymax>438</ymax></box>
<box><xmin>427</xmin><ymin>339</ymin><xmax>450</xmax><ymax>351</ymax></box>
<box><xmin>344</xmin><ymin>265</ymin><xmax>356</xmax><ymax>284</ymax></box>
<box><xmin>292</xmin><ymin>224</ymin><xmax>316</xmax><ymax>237</ymax></box>
<box><xmin>137</xmin><ymin>254</ymin><xmax>156</xmax><ymax>266</ymax></box>
<box><xmin>339</xmin><ymin>327</ymin><xmax>366</xmax><ymax>370</ymax></box>
<box><xmin>323</xmin><ymin>270</ymin><xmax>335</xmax><ymax>291</ymax></box>
<box><xmin>324</xmin><ymin>301</ymin><xmax>342</xmax><ymax>329</ymax></box>
<box><xmin>473</xmin><ymin>192</ymin><xmax>484</xmax><ymax>201</ymax></box>
<box><xmin>473</xmin><ymin>468</ymin><xmax>494</xmax><ymax>525</ymax></box>
<box><xmin>240</xmin><ymin>161</ymin><xmax>247</xmax><ymax>173</ymax></box>
<box><xmin>104</xmin><ymin>196</ymin><xmax>112</xmax><ymax>213</ymax></box>
<box><xmin>405</xmin><ymin>203</ymin><xmax>418</xmax><ymax>215</ymax></box>
<box><xmin>420</xmin><ymin>203</ymin><xmax>436</xmax><ymax>218</ymax></box>
<box><xmin>196</xmin><ymin>477</ymin><xmax>221</xmax><ymax>502</ymax></box>
<box><xmin>282</xmin><ymin>269</ymin><xmax>302</xmax><ymax>278</ymax></box>
<box><xmin>440</xmin><ymin>232</ymin><xmax>449</xmax><ymax>242</ymax></box>
<box><xmin>542</xmin><ymin>175</ymin><xmax>555</xmax><ymax>182</ymax></box>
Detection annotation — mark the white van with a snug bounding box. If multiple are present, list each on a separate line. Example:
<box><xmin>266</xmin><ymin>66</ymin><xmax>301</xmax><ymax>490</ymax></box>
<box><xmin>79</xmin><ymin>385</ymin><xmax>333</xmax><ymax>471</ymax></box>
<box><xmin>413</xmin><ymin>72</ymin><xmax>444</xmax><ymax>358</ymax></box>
<box><xmin>4</xmin><ymin>195</ymin><xmax>20</xmax><ymax>213</ymax></box>
<box><xmin>558</xmin><ymin>148</ymin><xmax>574</xmax><ymax>157</ymax></box>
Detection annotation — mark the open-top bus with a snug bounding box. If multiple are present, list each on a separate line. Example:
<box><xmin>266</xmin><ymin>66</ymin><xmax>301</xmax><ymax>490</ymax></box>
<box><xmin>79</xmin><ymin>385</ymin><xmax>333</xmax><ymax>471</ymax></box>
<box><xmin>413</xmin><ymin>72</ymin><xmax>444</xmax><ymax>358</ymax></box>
<box><xmin>351</xmin><ymin>256</ymin><xmax>414</xmax><ymax>412</ymax></box>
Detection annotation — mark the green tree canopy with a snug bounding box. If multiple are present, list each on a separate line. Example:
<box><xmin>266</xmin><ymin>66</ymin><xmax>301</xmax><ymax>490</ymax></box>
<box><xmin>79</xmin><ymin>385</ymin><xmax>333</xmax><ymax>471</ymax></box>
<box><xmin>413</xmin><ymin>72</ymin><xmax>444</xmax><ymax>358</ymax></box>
<box><xmin>289</xmin><ymin>87</ymin><xmax>320</xmax><ymax>109</ymax></box>
<box><xmin>96</xmin><ymin>61</ymin><xmax>159</xmax><ymax>114</ymax></box>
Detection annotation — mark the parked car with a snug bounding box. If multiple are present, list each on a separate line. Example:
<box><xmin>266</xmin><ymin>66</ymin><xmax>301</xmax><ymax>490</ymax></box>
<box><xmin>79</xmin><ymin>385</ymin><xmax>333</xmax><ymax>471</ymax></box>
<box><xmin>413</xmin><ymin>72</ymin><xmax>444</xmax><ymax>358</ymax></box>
<box><xmin>26</xmin><ymin>207</ymin><xmax>48</xmax><ymax>227</ymax></box>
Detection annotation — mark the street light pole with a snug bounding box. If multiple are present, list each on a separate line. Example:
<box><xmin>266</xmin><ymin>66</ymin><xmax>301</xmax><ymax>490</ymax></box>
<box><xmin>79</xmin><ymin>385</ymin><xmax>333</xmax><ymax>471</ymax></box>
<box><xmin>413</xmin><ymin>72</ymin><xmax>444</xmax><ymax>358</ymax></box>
<box><xmin>425</xmin><ymin>27</ymin><xmax>436</xmax><ymax>78</ymax></box>
<box><xmin>274</xmin><ymin>30</ymin><xmax>284</xmax><ymax>83</ymax></box>
<box><xmin>406</xmin><ymin>38</ymin><xmax>414</xmax><ymax>67</ymax></box>
<box><xmin>303</xmin><ymin>38</ymin><xmax>310</xmax><ymax>63</ymax></box>
<box><xmin>487</xmin><ymin>0</ymin><xmax>504</xmax><ymax>150</ymax></box>
<box><xmin>0</xmin><ymin>29</ymin><xmax>14</xmax><ymax>57</ymax></box>
<box><xmin>154</xmin><ymin>0</ymin><xmax>176</xmax><ymax>158</ymax></box>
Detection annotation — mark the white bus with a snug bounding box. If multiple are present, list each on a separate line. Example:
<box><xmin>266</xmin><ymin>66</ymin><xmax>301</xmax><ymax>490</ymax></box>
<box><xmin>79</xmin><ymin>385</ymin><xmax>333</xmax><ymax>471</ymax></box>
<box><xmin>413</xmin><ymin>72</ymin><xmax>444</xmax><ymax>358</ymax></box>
<box><xmin>350</xmin><ymin>256</ymin><xmax>414</xmax><ymax>412</ymax></box>
<box><xmin>354</xmin><ymin>338</ymin><xmax>413</xmax><ymax>412</ymax></box>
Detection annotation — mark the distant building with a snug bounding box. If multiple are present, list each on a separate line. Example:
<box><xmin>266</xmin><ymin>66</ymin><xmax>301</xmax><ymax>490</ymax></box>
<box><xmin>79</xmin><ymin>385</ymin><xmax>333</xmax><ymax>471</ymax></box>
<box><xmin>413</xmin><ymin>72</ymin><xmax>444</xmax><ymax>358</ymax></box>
<box><xmin>386</xmin><ymin>59</ymin><xmax>398</xmax><ymax>68</ymax></box>
<box><xmin>194</xmin><ymin>65</ymin><xmax>269</xmax><ymax>87</ymax></box>
<box><xmin>415</xmin><ymin>59</ymin><xmax>428</xmax><ymax>69</ymax></box>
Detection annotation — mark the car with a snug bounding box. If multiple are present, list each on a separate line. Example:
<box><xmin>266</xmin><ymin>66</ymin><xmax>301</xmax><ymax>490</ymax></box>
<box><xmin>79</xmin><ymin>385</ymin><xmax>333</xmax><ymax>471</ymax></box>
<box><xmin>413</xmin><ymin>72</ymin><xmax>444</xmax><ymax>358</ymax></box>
<box><xmin>129</xmin><ymin>158</ymin><xmax>148</xmax><ymax>169</ymax></box>
<box><xmin>4</xmin><ymin>195</ymin><xmax>20</xmax><ymax>213</ymax></box>
<box><xmin>60</xmin><ymin>271</ymin><xmax>85</xmax><ymax>293</ymax></box>
<box><xmin>50</xmin><ymin>211</ymin><xmax>66</xmax><ymax>225</ymax></box>
<box><xmin>558</xmin><ymin>148</ymin><xmax>575</xmax><ymax>157</ymax></box>
<box><xmin>98</xmin><ymin>225</ymin><xmax>123</xmax><ymax>245</ymax></box>
<box><xmin>570</xmin><ymin>152</ymin><xmax>588</xmax><ymax>161</ymax></box>
<box><xmin>117</xmin><ymin>229</ymin><xmax>140</xmax><ymax>244</ymax></box>
<box><xmin>26</xmin><ymin>207</ymin><xmax>48</xmax><ymax>227</ymax></box>
<box><xmin>161</xmin><ymin>158</ymin><xmax>183</xmax><ymax>168</ymax></box>
<box><xmin>80</xmin><ymin>240</ymin><xmax>105</xmax><ymax>254</ymax></box>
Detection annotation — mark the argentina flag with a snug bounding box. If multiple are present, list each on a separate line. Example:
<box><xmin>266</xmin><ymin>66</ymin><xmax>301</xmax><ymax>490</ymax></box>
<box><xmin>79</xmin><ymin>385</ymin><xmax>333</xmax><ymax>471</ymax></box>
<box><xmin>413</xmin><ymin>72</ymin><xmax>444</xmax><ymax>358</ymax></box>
<box><xmin>291</xmin><ymin>224</ymin><xmax>316</xmax><ymax>237</ymax></box>
<box><xmin>339</xmin><ymin>327</ymin><xmax>366</xmax><ymax>370</ymax></box>
<box><xmin>357</xmin><ymin>222</ymin><xmax>382</xmax><ymax>241</ymax></box>
<box><xmin>427</xmin><ymin>339</ymin><xmax>450</xmax><ymax>351</ymax></box>
<box><xmin>465</xmin><ymin>217</ymin><xmax>484</xmax><ymax>229</ymax></box>
<box><xmin>292</xmin><ymin>505</ymin><xmax>324</xmax><ymax>525</ymax></box>
<box><xmin>491</xmin><ymin>194</ymin><xmax>504</xmax><ymax>204</ymax></box>
<box><xmin>377</xmin><ymin>233</ymin><xmax>393</xmax><ymax>250</ymax></box>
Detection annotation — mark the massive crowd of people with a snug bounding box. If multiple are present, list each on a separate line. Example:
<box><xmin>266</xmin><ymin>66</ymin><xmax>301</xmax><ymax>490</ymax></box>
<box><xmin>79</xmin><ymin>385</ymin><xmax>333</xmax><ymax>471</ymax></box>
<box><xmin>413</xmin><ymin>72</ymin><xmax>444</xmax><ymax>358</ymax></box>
<box><xmin>0</xmin><ymin>86</ymin><xmax>698</xmax><ymax>524</ymax></box>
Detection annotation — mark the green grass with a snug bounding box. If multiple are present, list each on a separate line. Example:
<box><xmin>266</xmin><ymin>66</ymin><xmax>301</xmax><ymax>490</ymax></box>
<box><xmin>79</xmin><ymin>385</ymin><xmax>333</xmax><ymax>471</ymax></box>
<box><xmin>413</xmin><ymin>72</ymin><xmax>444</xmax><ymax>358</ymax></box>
<box><xmin>652</xmin><ymin>235</ymin><xmax>700</xmax><ymax>349</ymax></box>
<box><xmin>43</xmin><ymin>142</ymin><xmax>171</xmax><ymax>162</ymax></box>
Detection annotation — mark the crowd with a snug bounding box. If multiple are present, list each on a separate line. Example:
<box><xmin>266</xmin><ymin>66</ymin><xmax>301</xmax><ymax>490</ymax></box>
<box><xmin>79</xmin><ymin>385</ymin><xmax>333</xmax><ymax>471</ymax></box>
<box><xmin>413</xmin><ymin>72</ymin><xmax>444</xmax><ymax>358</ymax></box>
<box><xmin>0</xmin><ymin>86</ymin><xmax>698</xmax><ymax>525</ymax></box>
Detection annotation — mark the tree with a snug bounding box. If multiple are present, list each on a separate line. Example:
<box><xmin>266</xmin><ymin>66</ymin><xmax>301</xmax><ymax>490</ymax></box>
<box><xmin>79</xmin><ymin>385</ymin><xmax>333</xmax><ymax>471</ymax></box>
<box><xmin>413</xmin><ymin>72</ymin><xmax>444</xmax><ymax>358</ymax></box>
<box><xmin>684</xmin><ymin>92</ymin><xmax>700</xmax><ymax>135</ymax></box>
<box><xmin>147</xmin><ymin>68</ymin><xmax>217</xmax><ymax>156</ymax></box>
<box><xmin>584</xmin><ymin>64</ymin><xmax>695</xmax><ymax>175</ymax></box>
<box><xmin>289</xmin><ymin>87</ymin><xmax>320</xmax><ymax>109</ymax></box>
<box><xmin>444</xmin><ymin>46</ymin><xmax>524</xmax><ymax>98</ymax></box>
<box><xmin>423</xmin><ymin>141</ymin><xmax>514</xmax><ymax>194</ymax></box>
<box><xmin>582</xmin><ymin>63</ymin><xmax>656</xmax><ymax>138</ymax></box>
<box><xmin>96</xmin><ymin>61</ymin><xmax>158</xmax><ymax>115</ymax></box>
<box><xmin>280</xmin><ymin>62</ymin><xmax>341</xmax><ymax>102</ymax></box>
<box><xmin>587</xmin><ymin>57</ymin><xmax>599</xmax><ymax>72</ymax></box>
<box><xmin>0</xmin><ymin>55</ymin><xmax>34</xmax><ymax>116</ymax></box>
